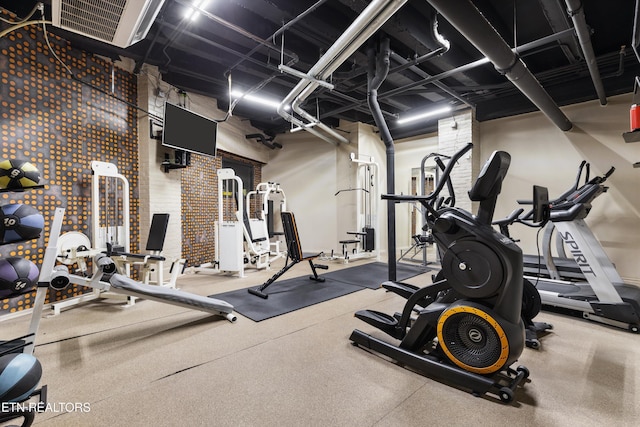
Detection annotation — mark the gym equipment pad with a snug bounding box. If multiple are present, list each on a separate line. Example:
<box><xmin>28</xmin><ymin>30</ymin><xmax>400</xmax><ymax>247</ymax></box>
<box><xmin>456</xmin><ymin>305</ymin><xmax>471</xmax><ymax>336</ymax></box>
<box><xmin>210</xmin><ymin>262</ymin><xmax>430</xmax><ymax>321</ymax></box>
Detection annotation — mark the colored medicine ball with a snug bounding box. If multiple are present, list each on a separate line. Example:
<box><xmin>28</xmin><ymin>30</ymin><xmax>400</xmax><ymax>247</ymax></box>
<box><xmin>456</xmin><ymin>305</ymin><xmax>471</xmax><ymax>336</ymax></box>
<box><xmin>0</xmin><ymin>159</ymin><xmax>40</xmax><ymax>190</ymax></box>
<box><xmin>0</xmin><ymin>203</ymin><xmax>44</xmax><ymax>244</ymax></box>
<box><xmin>0</xmin><ymin>257</ymin><xmax>39</xmax><ymax>298</ymax></box>
<box><xmin>0</xmin><ymin>353</ymin><xmax>42</xmax><ymax>402</ymax></box>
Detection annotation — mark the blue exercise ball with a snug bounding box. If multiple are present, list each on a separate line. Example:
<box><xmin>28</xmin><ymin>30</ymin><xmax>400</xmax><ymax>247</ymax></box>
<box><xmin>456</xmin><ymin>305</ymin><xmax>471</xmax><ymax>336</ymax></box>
<box><xmin>0</xmin><ymin>353</ymin><xmax>42</xmax><ymax>402</ymax></box>
<box><xmin>0</xmin><ymin>203</ymin><xmax>44</xmax><ymax>244</ymax></box>
<box><xmin>0</xmin><ymin>257</ymin><xmax>39</xmax><ymax>298</ymax></box>
<box><xmin>0</xmin><ymin>160</ymin><xmax>40</xmax><ymax>190</ymax></box>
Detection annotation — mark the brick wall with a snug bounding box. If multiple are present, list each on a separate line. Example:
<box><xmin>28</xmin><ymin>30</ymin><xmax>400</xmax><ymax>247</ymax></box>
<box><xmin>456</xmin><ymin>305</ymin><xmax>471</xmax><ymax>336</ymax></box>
<box><xmin>437</xmin><ymin>110</ymin><xmax>480</xmax><ymax>213</ymax></box>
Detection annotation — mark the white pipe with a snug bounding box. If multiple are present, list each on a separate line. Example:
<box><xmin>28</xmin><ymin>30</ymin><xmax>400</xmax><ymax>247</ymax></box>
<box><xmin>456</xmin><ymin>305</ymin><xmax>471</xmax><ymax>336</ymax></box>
<box><xmin>278</xmin><ymin>0</ymin><xmax>408</xmax><ymax>144</ymax></box>
<box><xmin>278</xmin><ymin>64</ymin><xmax>335</xmax><ymax>90</ymax></box>
<box><xmin>279</xmin><ymin>0</ymin><xmax>393</xmax><ymax>108</ymax></box>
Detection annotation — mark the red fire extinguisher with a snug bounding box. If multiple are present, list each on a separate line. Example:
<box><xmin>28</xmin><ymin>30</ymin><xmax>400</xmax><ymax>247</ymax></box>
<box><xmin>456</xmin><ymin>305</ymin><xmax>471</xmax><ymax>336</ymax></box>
<box><xmin>631</xmin><ymin>77</ymin><xmax>640</xmax><ymax>131</ymax></box>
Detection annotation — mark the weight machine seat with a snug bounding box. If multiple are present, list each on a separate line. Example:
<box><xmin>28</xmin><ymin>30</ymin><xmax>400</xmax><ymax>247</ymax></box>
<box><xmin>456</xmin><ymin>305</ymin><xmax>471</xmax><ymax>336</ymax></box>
<box><xmin>108</xmin><ymin>213</ymin><xmax>170</xmax><ymax>260</ymax></box>
<box><xmin>107</xmin><ymin>245</ymin><xmax>166</xmax><ymax>262</ymax></box>
<box><xmin>339</xmin><ymin>239</ymin><xmax>361</xmax><ymax>245</ymax></box>
<box><xmin>242</xmin><ymin>213</ymin><xmax>268</xmax><ymax>243</ymax></box>
<box><xmin>145</xmin><ymin>213</ymin><xmax>170</xmax><ymax>251</ymax></box>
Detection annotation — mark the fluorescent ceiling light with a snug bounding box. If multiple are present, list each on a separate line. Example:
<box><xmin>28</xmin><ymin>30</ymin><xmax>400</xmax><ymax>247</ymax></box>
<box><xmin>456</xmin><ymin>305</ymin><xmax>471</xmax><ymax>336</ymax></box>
<box><xmin>185</xmin><ymin>0</ymin><xmax>211</xmax><ymax>21</ymax></box>
<box><xmin>397</xmin><ymin>105</ymin><xmax>452</xmax><ymax>125</ymax></box>
<box><xmin>231</xmin><ymin>90</ymin><xmax>289</xmax><ymax>110</ymax></box>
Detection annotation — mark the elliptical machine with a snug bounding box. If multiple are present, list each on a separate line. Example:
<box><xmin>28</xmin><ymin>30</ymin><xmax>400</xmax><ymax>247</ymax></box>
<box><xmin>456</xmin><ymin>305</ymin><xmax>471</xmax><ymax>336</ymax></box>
<box><xmin>350</xmin><ymin>143</ymin><xmax>531</xmax><ymax>403</ymax></box>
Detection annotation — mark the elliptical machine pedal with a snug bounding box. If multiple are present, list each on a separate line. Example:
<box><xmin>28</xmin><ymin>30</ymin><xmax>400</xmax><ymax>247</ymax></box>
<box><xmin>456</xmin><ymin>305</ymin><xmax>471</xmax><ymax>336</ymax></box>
<box><xmin>522</xmin><ymin>278</ymin><xmax>553</xmax><ymax>349</ymax></box>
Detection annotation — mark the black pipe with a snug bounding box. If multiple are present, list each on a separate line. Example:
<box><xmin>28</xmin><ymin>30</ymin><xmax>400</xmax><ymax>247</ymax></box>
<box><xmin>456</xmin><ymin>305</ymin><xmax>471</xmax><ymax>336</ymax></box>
<box><xmin>321</xmin><ymin>28</ymin><xmax>575</xmax><ymax>122</ymax></box>
<box><xmin>225</xmin><ymin>0</ymin><xmax>330</xmax><ymax>74</ymax></box>
<box><xmin>367</xmin><ymin>38</ymin><xmax>396</xmax><ymax>281</ymax></box>
<box><xmin>246</xmin><ymin>134</ymin><xmax>282</xmax><ymax>149</ymax></box>
<box><xmin>565</xmin><ymin>0</ymin><xmax>607</xmax><ymax>105</ymax></box>
<box><xmin>427</xmin><ymin>0</ymin><xmax>572</xmax><ymax>131</ymax></box>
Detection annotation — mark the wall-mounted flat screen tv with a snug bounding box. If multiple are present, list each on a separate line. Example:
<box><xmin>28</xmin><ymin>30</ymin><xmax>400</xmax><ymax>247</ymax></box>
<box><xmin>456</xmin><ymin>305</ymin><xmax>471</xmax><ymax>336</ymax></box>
<box><xmin>162</xmin><ymin>102</ymin><xmax>217</xmax><ymax>157</ymax></box>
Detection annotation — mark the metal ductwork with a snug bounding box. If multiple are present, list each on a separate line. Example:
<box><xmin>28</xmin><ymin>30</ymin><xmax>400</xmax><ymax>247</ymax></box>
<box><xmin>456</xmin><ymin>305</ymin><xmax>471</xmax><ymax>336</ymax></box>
<box><xmin>427</xmin><ymin>0</ymin><xmax>573</xmax><ymax>131</ymax></box>
<box><xmin>565</xmin><ymin>0</ymin><xmax>607</xmax><ymax>105</ymax></box>
<box><xmin>277</xmin><ymin>0</ymin><xmax>408</xmax><ymax>145</ymax></box>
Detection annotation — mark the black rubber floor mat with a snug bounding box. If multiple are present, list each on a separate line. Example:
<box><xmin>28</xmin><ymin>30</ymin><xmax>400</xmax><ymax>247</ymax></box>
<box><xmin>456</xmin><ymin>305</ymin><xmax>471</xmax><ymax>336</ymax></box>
<box><xmin>210</xmin><ymin>277</ymin><xmax>363</xmax><ymax>322</ymax></box>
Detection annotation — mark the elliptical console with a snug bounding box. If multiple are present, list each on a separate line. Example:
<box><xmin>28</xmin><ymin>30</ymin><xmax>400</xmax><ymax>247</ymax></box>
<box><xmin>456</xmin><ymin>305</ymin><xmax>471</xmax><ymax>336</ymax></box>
<box><xmin>350</xmin><ymin>143</ymin><xmax>529</xmax><ymax>403</ymax></box>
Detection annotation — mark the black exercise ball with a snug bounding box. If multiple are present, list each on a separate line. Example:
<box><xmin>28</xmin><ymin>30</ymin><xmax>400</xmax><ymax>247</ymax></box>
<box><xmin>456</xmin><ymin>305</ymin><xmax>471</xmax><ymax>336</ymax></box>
<box><xmin>0</xmin><ymin>257</ymin><xmax>39</xmax><ymax>298</ymax></box>
<box><xmin>0</xmin><ymin>203</ymin><xmax>44</xmax><ymax>244</ymax></box>
<box><xmin>0</xmin><ymin>159</ymin><xmax>40</xmax><ymax>190</ymax></box>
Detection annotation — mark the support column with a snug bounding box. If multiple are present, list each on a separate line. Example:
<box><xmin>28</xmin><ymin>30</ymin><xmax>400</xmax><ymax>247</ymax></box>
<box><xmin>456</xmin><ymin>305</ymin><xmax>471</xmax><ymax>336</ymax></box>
<box><xmin>136</xmin><ymin>66</ymin><xmax>183</xmax><ymax>278</ymax></box>
<box><xmin>437</xmin><ymin>109</ymin><xmax>480</xmax><ymax>213</ymax></box>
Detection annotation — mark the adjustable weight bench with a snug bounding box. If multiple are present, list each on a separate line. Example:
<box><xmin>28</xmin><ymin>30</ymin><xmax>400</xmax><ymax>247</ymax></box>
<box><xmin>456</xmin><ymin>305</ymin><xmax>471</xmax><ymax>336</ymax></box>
<box><xmin>248</xmin><ymin>211</ymin><xmax>328</xmax><ymax>299</ymax></box>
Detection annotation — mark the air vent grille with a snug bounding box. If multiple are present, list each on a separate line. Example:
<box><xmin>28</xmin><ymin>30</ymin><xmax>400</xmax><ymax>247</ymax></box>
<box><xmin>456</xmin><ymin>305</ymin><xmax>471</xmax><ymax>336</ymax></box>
<box><xmin>52</xmin><ymin>0</ymin><xmax>165</xmax><ymax>48</ymax></box>
<box><xmin>58</xmin><ymin>0</ymin><xmax>127</xmax><ymax>44</ymax></box>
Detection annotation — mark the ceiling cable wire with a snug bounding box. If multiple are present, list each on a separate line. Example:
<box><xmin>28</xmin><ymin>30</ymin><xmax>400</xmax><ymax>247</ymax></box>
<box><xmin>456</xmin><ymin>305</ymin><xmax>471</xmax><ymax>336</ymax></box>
<box><xmin>225</xmin><ymin>0</ymin><xmax>330</xmax><ymax>75</ymax></box>
<box><xmin>0</xmin><ymin>2</ymin><xmax>41</xmax><ymax>25</ymax></box>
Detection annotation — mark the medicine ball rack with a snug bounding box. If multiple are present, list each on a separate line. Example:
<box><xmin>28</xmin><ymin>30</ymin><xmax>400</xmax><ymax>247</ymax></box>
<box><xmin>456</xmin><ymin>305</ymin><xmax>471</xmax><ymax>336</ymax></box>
<box><xmin>0</xmin><ymin>185</ymin><xmax>49</xmax><ymax>426</ymax></box>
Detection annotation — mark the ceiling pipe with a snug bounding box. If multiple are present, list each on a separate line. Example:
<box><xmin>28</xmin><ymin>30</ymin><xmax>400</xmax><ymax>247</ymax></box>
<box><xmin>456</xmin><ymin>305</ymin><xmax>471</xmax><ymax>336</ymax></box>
<box><xmin>389</xmin><ymin>52</ymin><xmax>473</xmax><ymax>109</ymax></box>
<box><xmin>324</xmin><ymin>10</ymin><xmax>451</xmax><ymax>99</ymax></box>
<box><xmin>158</xmin><ymin>22</ymin><xmax>284</xmax><ymax>74</ymax></box>
<box><xmin>226</xmin><ymin>0</ymin><xmax>331</xmax><ymax>75</ymax></box>
<box><xmin>174</xmin><ymin>0</ymin><xmax>298</xmax><ymax>64</ymax></box>
<box><xmin>367</xmin><ymin>38</ymin><xmax>397</xmax><ymax>281</ymax></box>
<box><xmin>565</xmin><ymin>0</ymin><xmax>607</xmax><ymax>105</ymax></box>
<box><xmin>538</xmin><ymin>0</ymin><xmax>581</xmax><ymax>64</ymax></box>
<box><xmin>277</xmin><ymin>0</ymin><xmax>408</xmax><ymax>144</ymax></box>
<box><xmin>133</xmin><ymin>10</ymin><xmax>167</xmax><ymax>74</ymax></box>
<box><xmin>246</xmin><ymin>134</ymin><xmax>282</xmax><ymax>149</ymax></box>
<box><xmin>321</xmin><ymin>28</ymin><xmax>574</xmax><ymax>121</ymax></box>
<box><xmin>285</xmin><ymin>0</ymin><xmax>407</xmax><ymax>144</ymax></box>
<box><xmin>427</xmin><ymin>0</ymin><xmax>573</xmax><ymax>132</ymax></box>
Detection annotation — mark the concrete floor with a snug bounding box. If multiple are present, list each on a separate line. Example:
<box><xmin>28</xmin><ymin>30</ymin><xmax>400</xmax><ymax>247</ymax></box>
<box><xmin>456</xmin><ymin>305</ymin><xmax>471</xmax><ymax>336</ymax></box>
<box><xmin>1</xmin><ymin>258</ymin><xmax>639</xmax><ymax>426</ymax></box>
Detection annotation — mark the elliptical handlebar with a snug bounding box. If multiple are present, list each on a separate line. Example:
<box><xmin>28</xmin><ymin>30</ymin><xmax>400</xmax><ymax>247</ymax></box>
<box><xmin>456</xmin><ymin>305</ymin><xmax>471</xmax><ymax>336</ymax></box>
<box><xmin>598</xmin><ymin>166</ymin><xmax>615</xmax><ymax>182</ymax></box>
<box><xmin>434</xmin><ymin>156</ymin><xmax>456</xmax><ymax>208</ymax></box>
<box><xmin>381</xmin><ymin>143</ymin><xmax>473</xmax><ymax>216</ymax></box>
<box><xmin>493</xmin><ymin>208</ymin><xmax>525</xmax><ymax>227</ymax></box>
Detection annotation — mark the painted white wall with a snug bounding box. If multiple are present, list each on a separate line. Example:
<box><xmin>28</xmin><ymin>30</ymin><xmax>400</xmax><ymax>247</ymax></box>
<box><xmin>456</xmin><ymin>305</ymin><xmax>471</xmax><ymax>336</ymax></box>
<box><xmin>480</xmin><ymin>93</ymin><xmax>640</xmax><ymax>284</ymax></box>
<box><xmin>263</xmin><ymin>121</ymin><xmax>440</xmax><ymax>260</ymax></box>
<box><xmin>262</xmin><ymin>131</ymin><xmax>339</xmax><ymax>254</ymax></box>
<box><xmin>136</xmin><ymin>67</ymin><xmax>182</xmax><ymax>269</ymax></box>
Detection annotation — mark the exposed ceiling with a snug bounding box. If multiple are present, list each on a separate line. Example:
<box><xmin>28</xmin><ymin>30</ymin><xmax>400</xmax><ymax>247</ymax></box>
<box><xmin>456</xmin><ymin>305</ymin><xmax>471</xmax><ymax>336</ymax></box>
<box><xmin>2</xmin><ymin>0</ymin><xmax>640</xmax><ymax>142</ymax></box>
